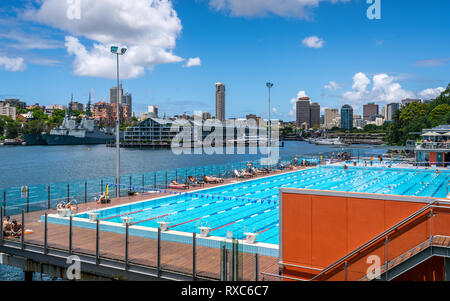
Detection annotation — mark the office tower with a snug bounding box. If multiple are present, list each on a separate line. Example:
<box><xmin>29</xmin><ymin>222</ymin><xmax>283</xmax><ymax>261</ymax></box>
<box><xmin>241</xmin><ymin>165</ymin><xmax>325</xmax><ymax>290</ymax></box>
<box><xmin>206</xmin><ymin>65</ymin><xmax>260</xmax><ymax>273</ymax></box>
<box><xmin>215</xmin><ymin>82</ymin><xmax>225</xmax><ymax>122</ymax></box>
<box><xmin>363</xmin><ymin>103</ymin><xmax>379</xmax><ymax>121</ymax></box>
<box><xmin>386</xmin><ymin>103</ymin><xmax>400</xmax><ymax>121</ymax></box>
<box><xmin>324</xmin><ymin>109</ymin><xmax>340</xmax><ymax>129</ymax></box>
<box><xmin>296</xmin><ymin>97</ymin><xmax>311</xmax><ymax>128</ymax></box>
<box><xmin>122</xmin><ymin>93</ymin><xmax>132</xmax><ymax>117</ymax></box>
<box><xmin>0</xmin><ymin>102</ymin><xmax>17</xmax><ymax>120</ymax></box>
<box><xmin>340</xmin><ymin>104</ymin><xmax>354</xmax><ymax>131</ymax></box>
<box><xmin>148</xmin><ymin>106</ymin><xmax>159</xmax><ymax>118</ymax></box>
<box><xmin>310</xmin><ymin>102</ymin><xmax>321</xmax><ymax>128</ymax></box>
<box><xmin>110</xmin><ymin>84</ymin><xmax>123</xmax><ymax>104</ymax></box>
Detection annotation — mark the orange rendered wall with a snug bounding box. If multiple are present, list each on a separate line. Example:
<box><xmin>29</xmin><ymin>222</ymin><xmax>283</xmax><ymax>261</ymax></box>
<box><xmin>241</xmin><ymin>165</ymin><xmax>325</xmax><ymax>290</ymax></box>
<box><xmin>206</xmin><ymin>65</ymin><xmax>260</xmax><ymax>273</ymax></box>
<box><xmin>281</xmin><ymin>192</ymin><xmax>427</xmax><ymax>278</ymax></box>
<box><xmin>430</xmin><ymin>152</ymin><xmax>436</xmax><ymax>164</ymax></box>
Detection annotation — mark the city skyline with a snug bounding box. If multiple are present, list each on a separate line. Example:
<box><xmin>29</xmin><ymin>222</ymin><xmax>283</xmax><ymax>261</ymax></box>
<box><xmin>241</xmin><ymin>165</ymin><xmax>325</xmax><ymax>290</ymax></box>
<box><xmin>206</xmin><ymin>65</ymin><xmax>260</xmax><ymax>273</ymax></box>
<box><xmin>0</xmin><ymin>1</ymin><xmax>449</xmax><ymax>120</ymax></box>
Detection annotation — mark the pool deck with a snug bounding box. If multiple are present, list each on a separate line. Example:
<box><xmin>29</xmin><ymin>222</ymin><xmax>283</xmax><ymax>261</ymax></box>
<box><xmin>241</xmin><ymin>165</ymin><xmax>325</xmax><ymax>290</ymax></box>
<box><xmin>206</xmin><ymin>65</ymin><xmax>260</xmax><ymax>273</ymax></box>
<box><xmin>5</xmin><ymin>165</ymin><xmax>318</xmax><ymax>280</ymax></box>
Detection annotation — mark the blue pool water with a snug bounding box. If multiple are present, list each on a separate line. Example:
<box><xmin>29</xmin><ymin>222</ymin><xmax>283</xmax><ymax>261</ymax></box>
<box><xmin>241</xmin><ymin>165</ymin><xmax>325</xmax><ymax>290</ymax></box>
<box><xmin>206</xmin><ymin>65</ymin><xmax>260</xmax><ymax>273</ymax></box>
<box><xmin>77</xmin><ymin>166</ymin><xmax>450</xmax><ymax>245</ymax></box>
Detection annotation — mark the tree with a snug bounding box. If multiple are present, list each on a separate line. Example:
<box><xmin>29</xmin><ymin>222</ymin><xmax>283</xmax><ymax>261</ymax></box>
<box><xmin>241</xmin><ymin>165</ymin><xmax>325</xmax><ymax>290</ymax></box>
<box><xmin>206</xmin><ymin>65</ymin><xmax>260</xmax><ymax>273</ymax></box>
<box><xmin>429</xmin><ymin>104</ymin><xmax>450</xmax><ymax>127</ymax></box>
<box><xmin>5</xmin><ymin>120</ymin><xmax>21</xmax><ymax>139</ymax></box>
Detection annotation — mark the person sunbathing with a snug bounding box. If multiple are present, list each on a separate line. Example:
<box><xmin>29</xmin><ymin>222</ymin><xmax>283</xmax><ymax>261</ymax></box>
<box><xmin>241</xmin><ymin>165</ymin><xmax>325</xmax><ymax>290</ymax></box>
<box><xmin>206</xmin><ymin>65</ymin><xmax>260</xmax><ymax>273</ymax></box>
<box><xmin>204</xmin><ymin>175</ymin><xmax>224</xmax><ymax>183</ymax></box>
<box><xmin>169</xmin><ymin>180</ymin><xmax>189</xmax><ymax>189</ymax></box>
<box><xmin>188</xmin><ymin>176</ymin><xmax>205</xmax><ymax>186</ymax></box>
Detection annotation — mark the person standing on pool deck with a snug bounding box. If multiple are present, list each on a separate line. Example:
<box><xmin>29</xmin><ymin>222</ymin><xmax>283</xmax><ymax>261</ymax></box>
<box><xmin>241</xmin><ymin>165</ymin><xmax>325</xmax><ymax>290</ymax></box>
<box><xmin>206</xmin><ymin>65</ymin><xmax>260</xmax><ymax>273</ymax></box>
<box><xmin>370</xmin><ymin>156</ymin><xmax>373</xmax><ymax>166</ymax></box>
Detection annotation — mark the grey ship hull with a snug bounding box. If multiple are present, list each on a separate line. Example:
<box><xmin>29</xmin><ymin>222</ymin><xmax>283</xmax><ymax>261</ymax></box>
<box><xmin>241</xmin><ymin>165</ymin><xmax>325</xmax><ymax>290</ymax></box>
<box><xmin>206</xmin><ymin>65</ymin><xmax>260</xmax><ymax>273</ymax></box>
<box><xmin>23</xmin><ymin>134</ymin><xmax>48</xmax><ymax>145</ymax></box>
<box><xmin>42</xmin><ymin>133</ymin><xmax>114</xmax><ymax>145</ymax></box>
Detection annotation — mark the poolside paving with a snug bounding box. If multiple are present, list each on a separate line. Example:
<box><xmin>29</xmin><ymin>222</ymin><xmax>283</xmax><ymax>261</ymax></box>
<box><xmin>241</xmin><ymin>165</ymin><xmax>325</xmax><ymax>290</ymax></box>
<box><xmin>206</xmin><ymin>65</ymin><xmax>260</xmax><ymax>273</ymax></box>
<box><xmin>6</xmin><ymin>166</ymin><xmax>317</xmax><ymax>280</ymax></box>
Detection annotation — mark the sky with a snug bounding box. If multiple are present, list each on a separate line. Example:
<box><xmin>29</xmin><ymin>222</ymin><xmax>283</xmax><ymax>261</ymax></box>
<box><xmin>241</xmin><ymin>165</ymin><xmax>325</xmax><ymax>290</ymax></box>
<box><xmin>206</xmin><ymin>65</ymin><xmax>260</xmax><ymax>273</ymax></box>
<box><xmin>0</xmin><ymin>0</ymin><xmax>449</xmax><ymax>121</ymax></box>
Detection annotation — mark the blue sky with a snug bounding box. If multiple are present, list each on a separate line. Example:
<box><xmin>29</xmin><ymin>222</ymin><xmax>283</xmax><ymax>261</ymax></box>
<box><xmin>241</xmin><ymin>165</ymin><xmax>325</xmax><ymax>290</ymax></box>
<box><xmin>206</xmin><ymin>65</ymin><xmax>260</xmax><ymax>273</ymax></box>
<box><xmin>0</xmin><ymin>0</ymin><xmax>449</xmax><ymax>120</ymax></box>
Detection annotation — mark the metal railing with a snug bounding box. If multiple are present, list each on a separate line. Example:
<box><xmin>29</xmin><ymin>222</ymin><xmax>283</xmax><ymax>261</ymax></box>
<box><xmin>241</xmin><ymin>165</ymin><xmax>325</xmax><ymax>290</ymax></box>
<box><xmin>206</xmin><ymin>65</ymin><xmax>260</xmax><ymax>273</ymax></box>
<box><xmin>304</xmin><ymin>201</ymin><xmax>450</xmax><ymax>281</ymax></box>
<box><xmin>0</xmin><ymin>206</ymin><xmax>279</xmax><ymax>281</ymax></box>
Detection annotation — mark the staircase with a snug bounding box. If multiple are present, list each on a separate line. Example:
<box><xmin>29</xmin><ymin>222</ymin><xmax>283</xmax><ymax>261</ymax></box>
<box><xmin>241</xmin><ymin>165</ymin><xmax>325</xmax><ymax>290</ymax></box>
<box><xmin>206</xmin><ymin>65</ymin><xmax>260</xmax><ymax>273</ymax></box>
<box><xmin>308</xmin><ymin>201</ymin><xmax>450</xmax><ymax>281</ymax></box>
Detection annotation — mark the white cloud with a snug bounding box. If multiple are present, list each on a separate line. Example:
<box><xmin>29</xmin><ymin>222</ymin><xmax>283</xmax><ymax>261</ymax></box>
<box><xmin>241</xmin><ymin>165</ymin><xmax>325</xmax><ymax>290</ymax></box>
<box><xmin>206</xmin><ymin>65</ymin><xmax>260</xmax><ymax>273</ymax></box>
<box><xmin>184</xmin><ymin>57</ymin><xmax>202</xmax><ymax>68</ymax></box>
<box><xmin>209</xmin><ymin>0</ymin><xmax>350</xmax><ymax>18</ymax></box>
<box><xmin>414</xmin><ymin>58</ymin><xmax>449</xmax><ymax>67</ymax></box>
<box><xmin>418</xmin><ymin>87</ymin><xmax>445</xmax><ymax>100</ymax></box>
<box><xmin>324</xmin><ymin>81</ymin><xmax>341</xmax><ymax>90</ymax></box>
<box><xmin>288</xmin><ymin>90</ymin><xmax>308</xmax><ymax>116</ymax></box>
<box><xmin>0</xmin><ymin>56</ymin><xmax>26</xmax><ymax>72</ymax></box>
<box><xmin>24</xmin><ymin>0</ymin><xmax>188</xmax><ymax>79</ymax></box>
<box><xmin>340</xmin><ymin>72</ymin><xmax>445</xmax><ymax>111</ymax></box>
<box><xmin>302</xmin><ymin>36</ymin><xmax>324</xmax><ymax>49</ymax></box>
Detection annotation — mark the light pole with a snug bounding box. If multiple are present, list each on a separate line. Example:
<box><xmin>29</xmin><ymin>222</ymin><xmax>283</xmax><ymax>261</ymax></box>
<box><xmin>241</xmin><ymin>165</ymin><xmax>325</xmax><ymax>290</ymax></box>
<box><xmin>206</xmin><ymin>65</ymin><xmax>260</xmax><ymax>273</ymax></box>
<box><xmin>111</xmin><ymin>46</ymin><xmax>127</xmax><ymax>198</ymax></box>
<box><xmin>266</xmin><ymin>82</ymin><xmax>274</xmax><ymax>169</ymax></box>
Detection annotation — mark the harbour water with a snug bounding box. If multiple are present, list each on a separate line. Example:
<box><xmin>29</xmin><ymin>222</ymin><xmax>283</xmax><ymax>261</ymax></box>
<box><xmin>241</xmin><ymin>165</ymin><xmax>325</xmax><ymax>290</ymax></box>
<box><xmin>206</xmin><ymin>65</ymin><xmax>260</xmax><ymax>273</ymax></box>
<box><xmin>0</xmin><ymin>141</ymin><xmax>387</xmax><ymax>280</ymax></box>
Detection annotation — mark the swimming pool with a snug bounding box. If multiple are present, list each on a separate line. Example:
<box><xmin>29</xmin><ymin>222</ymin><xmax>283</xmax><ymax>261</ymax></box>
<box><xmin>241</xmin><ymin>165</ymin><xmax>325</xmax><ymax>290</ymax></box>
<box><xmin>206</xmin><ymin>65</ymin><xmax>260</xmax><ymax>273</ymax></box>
<box><xmin>50</xmin><ymin>166</ymin><xmax>450</xmax><ymax>248</ymax></box>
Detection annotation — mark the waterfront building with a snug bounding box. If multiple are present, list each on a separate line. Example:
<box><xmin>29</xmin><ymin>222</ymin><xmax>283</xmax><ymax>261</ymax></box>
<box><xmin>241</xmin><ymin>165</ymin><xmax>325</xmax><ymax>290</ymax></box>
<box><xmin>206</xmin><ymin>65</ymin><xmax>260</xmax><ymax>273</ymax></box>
<box><xmin>340</xmin><ymin>104</ymin><xmax>353</xmax><ymax>131</ymax></box>
<box><xmin>324</xmin><ymin>108</ymin><xmax>340</xmax><ymax>129</ymax></box>
<box><xmin>93</xmin><ymin>102</ymin><xmax>113</xmax><ymax>125</ymax></box>
<box><xmin>415</xmin><ymin>125</ymin><xmax>450</xmax><ymax>166</ymax></box>
<box><xmin>386</xmin><ymin>103</ymin><xmax>400</xmax><ymax>121</ymax></box>
<box><xmin>215</xmin><ymin>82</ymin><xmax>226</xmax><ymax>122</ymax></box>
<box><xmin>363</xmin><ymin>103</ymin><xmax>379</xmax><ymax>121</ymax></box>
<box><xmin>0</xmin><ymin>102</ymin><xmax>17</xmax><ymax>120</ymax></box>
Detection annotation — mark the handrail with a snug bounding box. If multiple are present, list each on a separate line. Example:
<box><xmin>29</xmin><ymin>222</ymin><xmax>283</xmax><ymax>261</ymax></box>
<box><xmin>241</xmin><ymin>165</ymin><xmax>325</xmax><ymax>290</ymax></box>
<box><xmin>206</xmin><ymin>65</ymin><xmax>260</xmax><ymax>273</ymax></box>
<box><xmin>309</xmin><ymin>200</ymin><xmax>442</xmax><ymax>281</ymax></box>
<box><xmin>261</xmin><ymin>272</ymin><xmax>308</xmax><ymax>281</ymax></box>
<box><xmin>278</xmin><ymin>262</ymin><xmax>323</xmax><ymax>271</ymax></box>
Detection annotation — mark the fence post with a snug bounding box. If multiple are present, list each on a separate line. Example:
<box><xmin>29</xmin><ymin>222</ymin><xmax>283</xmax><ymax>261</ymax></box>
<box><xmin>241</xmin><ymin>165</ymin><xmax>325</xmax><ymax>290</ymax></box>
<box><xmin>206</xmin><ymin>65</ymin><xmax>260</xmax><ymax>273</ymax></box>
<box><xmin>101</xmin><ymin>179</ymin><xmax>104</xmax><ymax>195</ymax></box>
<box><xmin>0</xmin><ymin>207</ymin><xmax>3</xmax><ymax>244</ymax></box>
<box><xmin>26</xmin><ymin>189</ymin><xmax>29</xmax><ymax>213</ymax></box>
<box><xmin>69</xmin><ymin>215</ymin><xmax>73</xmax><ymax>255</ymax></box>
<box><xmin>125</xmin><ymin>223</ymin><xmax>129</xmax><ymax>270</ymax></box>
<box><xmin>384</xmin><ymin>236</ymin><xmax>389</xmax><ymax>281</ymax></box>
<box><xmin>47</xmin><ymin>185</ymin><xmax>50</xmax><ymax>209</ymax></box>
<box><xmin>153</xmin><ymin>172</ymin><xmax>156</xmax><ymax>189</ymax></box>
<box><xmin>157</xmin><ymin>227</ymin><xmax>161</xmax><ymax>277</ymax></box>
<box><xmin>165</xmin><ymin>171</ymin><xmax>168</xmax><ymax>189</ymax></box>
<box><xmin>255</xmin><ymin>253</ymin><xmax>259</xmax><ymax>281</ymax></box>
<box><xmin>84</xmin><ymin>181</ymin><xmax>87</xmax><ymax>203</ymax></box>
<box><xmin>3</xmin><ymin>191</ymin><xmax>5</xmax><ymax>213</ymax></box>
<box><xmin>21</xmin><ymin>210</ymin><xmax>25</xmax><ymax>249</ymax></box>
<box><xmin>96</xmin><ymin>219</ymin><xmax>100</xmax><ymax>264</ymax></box>
<box><xmin>193</xmin><ymin>232</ymin><xmax>196</xmax><ymax>281</ymax></box>
<box><xmin>67</xmin><ymin>184</ymin><xmax>70</xmax><ymax>203</ymax></box>
<box><xmin>142</xmin><ymin>175</ymin><xmax>145</xmax><ymax>193</ymax></box>
<box><xmin>44</xmin><ymin>213</ymin><xmax>48</xmax><ymax>254</ymax></box>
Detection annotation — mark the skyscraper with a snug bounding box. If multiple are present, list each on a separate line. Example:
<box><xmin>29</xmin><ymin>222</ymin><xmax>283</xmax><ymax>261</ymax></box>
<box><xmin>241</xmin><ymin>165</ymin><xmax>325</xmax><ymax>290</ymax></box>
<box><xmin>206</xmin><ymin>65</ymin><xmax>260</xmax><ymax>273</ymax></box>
<box><xmin>215</xmin><ymin>82</ymin><xmax>225</xmax><ymax>122</ymax></box>
<box><xmin>110</xmin><ymin>84</ymin><xmax>123</xmax><ymax>105</ymax></box>
<box><xmin>341</xmin><ymin>104</ymin><xmax>354</xmax><ymax>131</ymax></box>
<box><xmin>386</xmin><ymin>103</ymin><xmax>400</xmax><ymax>121</ymax></box>
<box><xmin>296</xmin><ymin>97</ymin><xmax>311</xmax><ymax>128</ymax></box>
<box><xmin>122</xmin><ymin>92</ymin><xmax>132</xmax><ymax>117</ymax></box>
<box><xmin>310</xmin><ymin>102</ymin><xmax>321</xmax><ymax>128</ymax></box>
<box><xmin>363</xmin><ymin>103</ymin><xmax>379</xmax><ymax>121</ymax></box>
